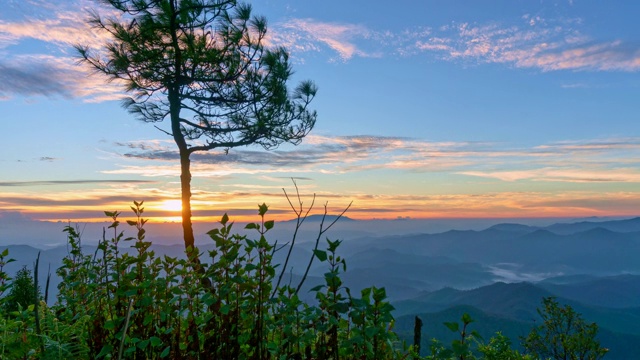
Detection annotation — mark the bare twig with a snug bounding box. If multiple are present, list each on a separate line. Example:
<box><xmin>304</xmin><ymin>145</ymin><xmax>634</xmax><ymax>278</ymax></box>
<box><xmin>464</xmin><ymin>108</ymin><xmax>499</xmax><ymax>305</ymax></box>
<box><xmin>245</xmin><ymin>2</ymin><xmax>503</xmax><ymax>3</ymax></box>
<box><xmin>271</xmin><ymin>179</ymin><xmax>315</xmax><ymax>297</ymax></box>
<box><xmin>154</xmin><ymin>125</ymin><xmax>173</xmax><ymax>137</ymax></box>
<box><xmin>295</xmin><ymin>200</ymin><xmax>352</xmax><ymax>295</ymax></box>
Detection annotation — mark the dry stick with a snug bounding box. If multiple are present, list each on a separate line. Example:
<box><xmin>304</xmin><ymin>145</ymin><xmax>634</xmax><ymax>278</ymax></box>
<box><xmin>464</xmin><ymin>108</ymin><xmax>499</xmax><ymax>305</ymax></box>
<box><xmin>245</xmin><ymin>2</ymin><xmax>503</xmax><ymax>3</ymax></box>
<box><xmin>295</xmin><ymin>201</ymin><xmax>352</xmax><ymax>295</ymax></box>
<box><xmin>117</xmin><ymin>299</ymin><xmax>134</xmax><ymax>360</ymax></box>
<box><xmin>272</xmin><ymin>180</ymin><xmax>315</xmax><ymax>298</ymax></box>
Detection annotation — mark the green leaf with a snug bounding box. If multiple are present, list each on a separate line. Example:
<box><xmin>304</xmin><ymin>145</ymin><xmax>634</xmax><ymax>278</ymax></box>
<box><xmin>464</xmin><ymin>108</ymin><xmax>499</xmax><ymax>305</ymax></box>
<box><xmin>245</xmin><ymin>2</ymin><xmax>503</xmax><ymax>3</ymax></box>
<box><xmin>444</xmin><ymin>321</ymin><xmax>459</xmax><ymax>332</ymax></box>
<box><xmin>335</xmin><ymin>302</ymin><xmax>350</xmax><ymax>314</ymax></box>
<box><xmin>451</xmin><ymin>340</ymin><xmax>470</xmax><ymax>356</ymax></box>
<box><xmin>220</xmin><ymin>304</ymin><xmax>231</xmax><ymax>315</ymax></box>
<box><xmin>150</xmin><ymin>336</ymin><xmax>162</xmax><ymax>347</ymax></box>
<box><xmin>360</xmin><ymin>287</ymin><xmax>372</xmax><ymax>300</ymax></box>
<box><xmin>258</xmin><ymin>203</ymin><xmax>269</xmax><ymax>216</ymax></box>
<box><xmin>462</xmin><ymin>313</ymin><xmax>474</xmax><ymax>325</ymax></box>
<box><xmin>373</xmin><ymin>287</ymin><xmax>387</xmax><ymax>302</ymax></box>
<box><xmin>327</xmin><ymin>238</ymin><xmax>342</xmax><ymax>252</ymax></box>
<box><xmin>96</xmin><ymin>344</ymin><xmax>113</xmax><ymax>358</ymax></box>
<box><xmin>264</xmin><ymin>220</ymin><xmax>274</xmax><ymax>230</ymax></box>
<box><xmin>365</xmin><ymin>326</ymin><xmax>378</xmax><ymax>338</ymax></box>
<box><xmin>245</xmin><ymin>223</ymin><xmax>258</xmax><ymax>230</ymax></box>
<box><xmin>137</xmin><ymin>339</ymin><xmax>149</xmax><ymax>350</ymax></box>
<box><xmin>160</xmin><ymin>346</ymin><xmax>171</xmax><ymax>358</ymax></box>
<box><xmin>221</xmin><ymin>213</ymin><xmax>229</xmax><ymax>225</ymax></box>
<box><xmin>313</xmin><ymin>249</ymin><xmax>327</xmax><ymax>262</ymax></box>
<box><xmin>104</xmin><ymin>320</ymin><xmax>116</xmax><ymax>330</ymax></box>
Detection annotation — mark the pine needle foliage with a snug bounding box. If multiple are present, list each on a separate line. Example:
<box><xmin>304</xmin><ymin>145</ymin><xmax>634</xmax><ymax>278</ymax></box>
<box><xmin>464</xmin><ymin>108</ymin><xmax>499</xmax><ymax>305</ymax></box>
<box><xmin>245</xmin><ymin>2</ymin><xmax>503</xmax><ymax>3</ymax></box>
<box><xmin>77</xmin><ymin>0</ymin><xmax>318</xmax><ymax>251</ymax></box>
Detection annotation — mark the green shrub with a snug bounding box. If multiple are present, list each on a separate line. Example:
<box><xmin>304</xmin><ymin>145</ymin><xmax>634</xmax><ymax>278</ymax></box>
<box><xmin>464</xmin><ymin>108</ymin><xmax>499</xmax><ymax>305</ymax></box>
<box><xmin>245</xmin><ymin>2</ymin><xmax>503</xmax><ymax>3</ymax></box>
<box><xmin>1</xmin><ymin>201</ymin><xmax>406</xmax><ymax>359</ymax></box>
<box><xmin>522</xmin><ymin>297</ymin><xmax>607</xmax><ymax>360</ymax></box>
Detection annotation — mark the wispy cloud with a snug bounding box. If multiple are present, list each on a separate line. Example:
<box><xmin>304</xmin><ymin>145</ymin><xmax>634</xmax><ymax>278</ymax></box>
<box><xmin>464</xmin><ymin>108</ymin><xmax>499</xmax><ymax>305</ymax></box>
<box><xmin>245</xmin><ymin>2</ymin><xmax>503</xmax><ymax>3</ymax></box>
<box><xmin>415</xmin><ymin>18</ymin><xmax>640</xmax><ymax>72</ymax></box>
<box><xmin>115</xmin><ymin>135</ymin><xmax>413</xmax><ymax>168</ymax></box>
<box><xmin>534</xmin><ymin>138</ymin><xmax>640</xmax><ymax>152</ymax></box>
<box><xmin>0</xmin><ymin>179</ymin><xmax>156</xmax><ymax>187</ymax></box>
<box><xmin>456</xmin><ymin>138</ymin><xmax>640</xmax><ymax>183</ymax></box>
<box><xmin>39</xmin><ymin>157</ymin><xmax>58</xmax><ymax>162</ymax></box>
<box><xmin>272</xmin><ymin>15</ymin><xmax>640</xmax><ymax>72</ymax></box>
<box><xmin>459</xmin><ymin>168</ymin><xmax>640</xmax><ymax>183</ymax></box>
<box><xmin>108</xmin><ymin>135</ymin><xmax>640</xmax><ymax>185</ymax></box>
<box><xmin>0</xmin><ymin>1</ymin><xmax>124</xmax><ymax>101</ymax></box>
<box><xmin>270</xmin><ymin>18</ymin><xmax>383</xmax><ymax>61</ymax></box>
<box><xmin>2</xmin><ymin>1</ymin><xmax>637</xmax><ymax>102</ymax></box>
<box><xmin>0</xmin><ymin>54</ymin><xmax>123</xmax><ymax>101</ymax></box>
<box><xmin>0</xmin><ymin>9</ymin><xmax>108</xmax><ymax>49</ymax></box>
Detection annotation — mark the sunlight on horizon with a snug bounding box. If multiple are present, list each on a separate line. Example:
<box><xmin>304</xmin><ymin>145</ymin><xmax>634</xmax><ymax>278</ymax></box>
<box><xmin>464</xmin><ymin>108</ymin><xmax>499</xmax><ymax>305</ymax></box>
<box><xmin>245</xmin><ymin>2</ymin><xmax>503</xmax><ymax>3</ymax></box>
<box><xmin>160</xmin><ymin>200</ymin><xmax>183</xmax><ymax>212</ymax></box>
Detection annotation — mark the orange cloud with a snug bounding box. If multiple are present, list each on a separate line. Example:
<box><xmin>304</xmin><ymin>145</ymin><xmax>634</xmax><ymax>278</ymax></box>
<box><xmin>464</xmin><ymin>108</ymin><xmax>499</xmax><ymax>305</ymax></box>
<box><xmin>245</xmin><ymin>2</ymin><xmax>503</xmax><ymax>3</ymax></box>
<box><xmin>3</xmin><ymin>178</ymin><xmax>639</xmax><ymax>222</ymax></box>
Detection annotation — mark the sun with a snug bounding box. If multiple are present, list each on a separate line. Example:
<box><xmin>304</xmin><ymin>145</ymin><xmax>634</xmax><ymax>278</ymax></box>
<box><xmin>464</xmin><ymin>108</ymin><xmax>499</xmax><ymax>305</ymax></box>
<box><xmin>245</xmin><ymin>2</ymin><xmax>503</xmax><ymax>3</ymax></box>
<box><xmin>160</xmin><ymin>200</ymin><xmax>183</xmax><ymax>212</ymax></box>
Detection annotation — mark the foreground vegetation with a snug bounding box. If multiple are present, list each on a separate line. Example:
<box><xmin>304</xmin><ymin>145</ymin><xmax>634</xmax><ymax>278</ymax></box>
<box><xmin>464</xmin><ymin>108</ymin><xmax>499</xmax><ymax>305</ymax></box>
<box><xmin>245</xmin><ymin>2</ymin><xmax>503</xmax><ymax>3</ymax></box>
<box><xmin>0</xmin><ymin>202</ymin><xmax>607</xmax><ymax>359</ymax></box>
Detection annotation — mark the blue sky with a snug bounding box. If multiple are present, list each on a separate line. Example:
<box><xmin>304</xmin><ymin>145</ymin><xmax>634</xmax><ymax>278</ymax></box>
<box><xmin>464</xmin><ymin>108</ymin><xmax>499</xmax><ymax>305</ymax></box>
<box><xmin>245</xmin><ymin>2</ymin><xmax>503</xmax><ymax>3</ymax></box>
<box><xmin>1</xmin><ymin>0</ymin><xmax>639</xmax><ymax>222</ymax></box>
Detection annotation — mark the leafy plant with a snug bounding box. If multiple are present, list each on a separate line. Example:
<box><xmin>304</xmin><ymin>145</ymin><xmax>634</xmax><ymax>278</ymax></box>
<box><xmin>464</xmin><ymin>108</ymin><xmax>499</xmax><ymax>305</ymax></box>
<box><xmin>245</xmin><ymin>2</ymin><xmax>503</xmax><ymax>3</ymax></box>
<box><xmin>522</xmin><ymin>297</ymin><xmax>608</xmax><ymax>360</ymax></box>
<box><xmin>0</xmin><ymin>198</ymin><xmax>395</xmax><ymax>359</ymax></box>
<box><xmin>477</xmin><ymin>333</ymin><xmax>531</xmax><ymax>360</ymax></box>
<box><xmin>2</xmin><ymin>265</ymin><xmax>39</xmax><ymax>314</ymax></box>
<box><xmin>422</xmin><ymin>314</ymin><xmax>534</xmax><ymax>360</ymax></box>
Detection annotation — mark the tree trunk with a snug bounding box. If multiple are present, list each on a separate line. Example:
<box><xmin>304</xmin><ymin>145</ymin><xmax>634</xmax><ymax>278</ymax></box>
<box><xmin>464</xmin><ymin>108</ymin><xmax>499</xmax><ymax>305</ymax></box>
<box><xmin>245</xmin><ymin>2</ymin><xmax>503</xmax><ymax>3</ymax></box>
<box><xmin>169</xmin><ymin>87</ymin><xmax>196</xmax><ymax>252</ymax></box>
<box><xmin>166</xmin><ymin>3</ymin><xmax>196</xmax><ymax>252</ymax></box>
<box><xmin>179</xmin><ymin>148</ymin><xmax>195</xmax><ymax>249</ymax></box>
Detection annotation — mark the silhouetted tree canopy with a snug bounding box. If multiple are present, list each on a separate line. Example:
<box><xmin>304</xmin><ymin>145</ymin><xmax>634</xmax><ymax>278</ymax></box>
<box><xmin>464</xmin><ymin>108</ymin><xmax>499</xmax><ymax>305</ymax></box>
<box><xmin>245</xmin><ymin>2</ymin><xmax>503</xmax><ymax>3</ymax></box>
<box><xmin>78</xmin><ymin>0</ymin><xmax>317</xmax><ymax>250</ymax></box>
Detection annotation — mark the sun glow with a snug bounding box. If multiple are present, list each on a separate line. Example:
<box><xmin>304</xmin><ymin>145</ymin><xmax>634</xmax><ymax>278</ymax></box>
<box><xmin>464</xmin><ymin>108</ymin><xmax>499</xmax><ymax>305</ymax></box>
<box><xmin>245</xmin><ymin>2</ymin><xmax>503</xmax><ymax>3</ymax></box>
<box><xmin>161</xmin><ymin>200</ymin><xmax>183</xmax><ymax>212</ymax></box>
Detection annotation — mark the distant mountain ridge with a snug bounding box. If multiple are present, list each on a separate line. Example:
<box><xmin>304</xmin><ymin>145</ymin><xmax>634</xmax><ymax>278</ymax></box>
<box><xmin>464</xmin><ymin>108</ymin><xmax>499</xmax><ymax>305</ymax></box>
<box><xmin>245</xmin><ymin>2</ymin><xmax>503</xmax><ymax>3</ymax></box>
<box><xmin>538</xmin><ymin>274</ymin><xmax>640</xmax><ymax>308</ymax></box>
<box><xmin>347</xmin><ymin>219</ymin><xmax>640</xmax><ymax>275</ymax></box>
<box><xmin>281</xmin><ymin>214</ymin><xmax>356</xmax><ymax>223</ymax></box>
<box><xmin>393</xmin><ymin>281</ymin><xmax>640</xmax><ymax>336</ymax></box>
<box><xmin>487</xmin><ymin>216</ymin><xmax>640</xmax><ymax>235</ymax></box>
<box><xmin>544</xmin><ymin>217</ymin><xmax>640</xmax><ymax>234</ymax></box>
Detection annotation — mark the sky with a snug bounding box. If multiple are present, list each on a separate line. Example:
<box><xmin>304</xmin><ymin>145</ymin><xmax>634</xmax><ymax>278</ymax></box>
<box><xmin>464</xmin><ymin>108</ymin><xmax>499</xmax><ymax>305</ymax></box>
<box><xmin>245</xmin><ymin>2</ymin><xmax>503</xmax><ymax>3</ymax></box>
<box><xmin>1</xmin><ymin>0</ymin><xmax>640</xmax><ymax>225</ymax></box>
